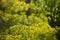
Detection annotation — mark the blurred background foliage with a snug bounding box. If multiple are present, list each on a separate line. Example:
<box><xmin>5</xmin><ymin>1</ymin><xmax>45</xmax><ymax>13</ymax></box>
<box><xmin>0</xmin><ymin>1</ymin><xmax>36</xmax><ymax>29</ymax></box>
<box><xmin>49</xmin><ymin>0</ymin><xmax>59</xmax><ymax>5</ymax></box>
<box><xmin>0</xmin><ymin>0</ymin><xmax>60</xmax><ymax>40</ymax></box>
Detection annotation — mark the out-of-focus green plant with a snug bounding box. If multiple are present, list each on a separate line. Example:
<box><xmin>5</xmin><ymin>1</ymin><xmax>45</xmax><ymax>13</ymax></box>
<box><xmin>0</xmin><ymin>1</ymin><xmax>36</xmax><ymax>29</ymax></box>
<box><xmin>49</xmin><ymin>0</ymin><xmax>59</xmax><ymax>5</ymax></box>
<box><xmin>45</xmin><ymin>0</ymin><xmax>60</xmax><ymax>27</ymax></box>
<box><xmin>0</xmin><ymin>0</ymin><xmax>60</xmax><ymax>40</ymax></box>
<box><xmin>1</xmin><ymin>23</ymin><xmax>56</xmax><ymax>40</ymax></box>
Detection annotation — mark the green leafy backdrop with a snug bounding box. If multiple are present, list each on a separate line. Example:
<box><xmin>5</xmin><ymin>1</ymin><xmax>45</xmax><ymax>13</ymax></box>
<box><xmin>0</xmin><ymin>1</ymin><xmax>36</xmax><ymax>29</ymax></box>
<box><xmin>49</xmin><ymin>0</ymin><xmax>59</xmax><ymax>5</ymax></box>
<box><xmin>0</xmin><ymin>0</ymin><xmax>60</xmax><ymax>40</ymax></box>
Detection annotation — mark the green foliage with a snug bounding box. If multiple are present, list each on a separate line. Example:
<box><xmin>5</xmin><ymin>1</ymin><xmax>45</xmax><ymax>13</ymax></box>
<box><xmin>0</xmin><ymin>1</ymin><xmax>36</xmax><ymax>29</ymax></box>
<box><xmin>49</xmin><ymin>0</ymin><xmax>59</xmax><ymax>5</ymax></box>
<box><xmin>0</xmin><ymin>23</ymin><xmax>57</xmax><ymax>40</ymax></box>
<box><xmin>0</xmin><ymin>0</ymin><xmax>60</xmax><ymax>40</ymax></box>
<box><xmin>45</xmin><ymin>0</ymin><xmax>60</xmax><ymax>27</ymax></box>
